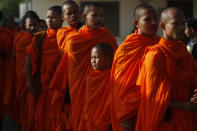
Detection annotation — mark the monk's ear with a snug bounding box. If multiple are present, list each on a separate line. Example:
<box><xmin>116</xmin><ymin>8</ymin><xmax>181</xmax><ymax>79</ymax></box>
<box><xmin>82</xmin><ymin>13</ymin><xmax>87</xmax><ymax>22</ymax></box>
<box><xmin>133</xmin><ymin>20</ymin><xmax>138</xmax><ymax>27</ymax></box>
<box><xmin>160</xmin><ymin>22</ymin><xmax>166</xmax><ymax>31</ymax></box>
<box><xmin>61</xmin><ymin>14</ymin><xmax>65</xmax><ymax>21</ymax></box>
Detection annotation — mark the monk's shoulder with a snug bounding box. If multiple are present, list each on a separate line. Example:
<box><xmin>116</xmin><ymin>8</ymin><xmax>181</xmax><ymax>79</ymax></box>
<box><xmin>57</xmin><ymin>26</ymin><xmax>73</xmax><ymax>36</ymax></box>
<box><xmin>143</xmin><ymin>46</ymin><xmax>164</xmax><ymax>67</ymax></box>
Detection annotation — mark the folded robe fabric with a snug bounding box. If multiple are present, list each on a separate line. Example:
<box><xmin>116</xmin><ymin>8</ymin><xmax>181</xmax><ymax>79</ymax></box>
<box><xmin>136</xmin><ymin>37</ymin><xmax>197</xmax><ymax>131</ymax></box>
<box><xmin>16</xmin><ymin>31</ymin><xmax>35</xmax><ymax>131</ymax></box>
<box><xmin>45</xmin><ymin>25</ymin><xmax>118</xmax><ymax>131</ymax></box>
<box><xmin>3</xmin><ymin>30</ymin><xmax>23</xmax><ymax>124</ymax></box>
<box><xmin>110</xmin><ymin>31</ymin><xmax>160</xmax><ymax>131</ymax></box>
<box><xmin>84</xmin><ymin>69</ymin><xmax>112</xmax><ymax>131</ymax></box>
<box><xmin>56</xmin><ymin>26</ymin><xmax>78</xmax><ymax>55</ymax></box>
<box><xmin>26</xmin><ymin>29</ymin><xmax>61</xmax><ymax>131</ymax></box>
<box><xmin>0</xmin><ymin>27</ymin><xmax>13</xmax><ymax>119</ymax></box>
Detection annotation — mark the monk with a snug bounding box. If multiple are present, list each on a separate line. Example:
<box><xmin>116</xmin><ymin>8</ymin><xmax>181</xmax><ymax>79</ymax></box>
<box><xmin>0</xmin><ymin>11</ymin><xmax>13</xmax><ymax>130</ymax></box>
<box><xmin>25</xmin><ymin>6</ymin><xmax>63</xmax><ymax>131</ymax></box>
<box><xmin>56</xmin><ymin>0</ymin><xmax>82</xmax><ymax>55</ymax></box>
<box><xmin>84</xmin><ymin>43</ymin><xmax>114</xmax><ymax>131</ymax></box>
<box><xmin>135</xmin><ymin>7</ymin><xmax>197</xmax><ymax>131</ymax></box>
<box><xmin>110</xmin><ymin>4</ymin><xmax>160</xmax><ymax>131</ymax></box>
<box><xmin>46</xmin><ymin>2</ymin><xmax>117</xmax><ymax>130</ymax></box>
<box><xmin>15</xmin><ymin>11</ymin><xmax>40</xmax><ymax>131</ymax></box>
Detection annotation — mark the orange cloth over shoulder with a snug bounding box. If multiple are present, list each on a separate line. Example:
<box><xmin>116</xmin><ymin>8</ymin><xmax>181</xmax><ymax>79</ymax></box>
<box><xmin>0</xmin><ymin>27</ymin><xmax>13</xmax><ymax>119</ymax></box>
<box><xmin>84</xmin><ymin>69</ymin><xmax>112</xmax><ymax>131</ymax></box>
<box><xmin>110</xmin><ymin>31</ymin><xmax>160</xmax><ymax>131</ymax></box>
<box><xmin>16</xmin><ymin>31</ymin><xmax>35</xmax><ymax>131</ymax></box>
<box><xmin>3</xmin><ymin>30</ymin><xmax>24</xmax><ymax>124</ymax></box>
<box><xmin>56</xmin><ymin>26</ymin><xmax>78</xmax><ymax>55</ymax></box>
<box><xmin>136</xmin><ymin>37</ymin><xmax>197</xmax><ymax>131</ymax></box>
<box><xmin>26</xmin><ymin>29</ymin><xmax>61</xmax><ymax>131</ymax></box>
<box><xmin>45</xmin><ymin>25</ymin><xmax>117</xmax><ymax>131</ymax></box>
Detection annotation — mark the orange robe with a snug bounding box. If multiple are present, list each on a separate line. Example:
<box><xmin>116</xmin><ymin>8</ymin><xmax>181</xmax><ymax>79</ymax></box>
<box><xmin>136</xmin><ymin>37</ymin><xmax>197</xmax><ymax>131</ymax></box>
<box><xmin>45</xmin><ymin>25</ymin><xmax>118</xmax><ymax>131</ymax></box>
<box><xmin>56</xmin><ymin>26</ymin><xmax>78</xmax><ymax>55</ymax></box>
<box><xmin>16</xmin><ymin>31</ymin><xmax>34</xmax><ymax>131</ymax></box>
<box><xmin>0</xmin><ymin>27</ymin><xmax>13</xmax><ymax>119</ymax></box>
<box><xmin>84</xmin><ymin>69</ymin><xmax>112</xmax><ymax>131</ymax></box>
<box><xmin>3</xmin><ymin>30</ymin><xmax>24</xmax><ymax>124</ymax></box>
<box><xmin>26</xmin><ymin>29</ymin><xmax>61</xmax><ymax>131</ymax></box>
<box><xmin>110</xmin><ymin>31</ymin><xmax>160</xmax><ymax>131</ymax></box>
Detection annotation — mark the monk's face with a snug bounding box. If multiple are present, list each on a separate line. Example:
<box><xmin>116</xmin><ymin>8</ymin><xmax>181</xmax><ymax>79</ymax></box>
<box><xmin>46</xmin><ymin>10</ymin><xmax>63</xmax><ymax>30</ymax></box>
<box><xmin>135</xmin><ymin>9</ymin><xmax>158</xmax><ymax>37</ymax></box>
<box><xmin>91</xmin><ymin>48</ymin><xmax>110</xmax><ymax>70</ymax></box>
<box><xmin>162</xmin><ymin>11</ymin><xmax>186</xmax><ymax>41</ymax></box>
<box><xmin>25</xmin><ymin>17</ymin><xmax>39</xmax><ymax>34</ymax></box>
<box><xmin>62</xmin><ymin>4</ymin><xmax>81</xmax><ymax>28</ymax></box>
<box><xmin>84</xmin><ymin>6</ymin><xmax>104</xmax><ymax>29</ymax></box>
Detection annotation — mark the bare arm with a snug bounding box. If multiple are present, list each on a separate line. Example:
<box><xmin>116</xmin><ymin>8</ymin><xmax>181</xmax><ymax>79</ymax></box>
<box><xmin>25</xmin><ymin>55</ymin><xmax>41</xmax><ymax>98</ymax></box>
<box><xmin>169</xmin><ymin>100</ymin><xmax>197</xmax><ymax>111</ymax></box>
<box><xmin>191</xmin><ymin>88</ymin><xmax>197</xmax><ymax>103</ymax></box>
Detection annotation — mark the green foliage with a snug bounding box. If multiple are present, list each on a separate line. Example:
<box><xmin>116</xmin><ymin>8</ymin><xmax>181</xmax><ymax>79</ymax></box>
<box><xmin>0</xmin><ymin>0</ymin><xmax>20</xmax><ymax>18</ymax></box>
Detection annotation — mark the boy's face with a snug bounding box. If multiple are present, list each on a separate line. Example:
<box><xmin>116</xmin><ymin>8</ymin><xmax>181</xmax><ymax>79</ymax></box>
<box><xmin>84</xmin><ymin>6</ymin><xmax>104</xmax><ymax>29</ymax></box>
<box><xmin>46</xmin><ymin>10</ymin><xmax>63</xmax><ymax>30</ymax></box>
<box><xmin>62</xmin><ymin>4</ymin><xmax>81</xmax><ymax>28</ymax></box>
<box><xmin>91</xmin><ymin>48</ymin><xmax>109</xmax><ymax>70</ymax></box>
<box><xmin>163</xmin><ymin>12</ymin><xmax>186</xmax><ymax>41</ymax></box>
<box><xmin>25</xmin><ymin>17</ymin><xmax>39</xmax><ymax>34</ymax></box>
<box><xmin>135</xmin><ymin>9</ymin><xmax>158</xmax><ymax>37</ymax></box>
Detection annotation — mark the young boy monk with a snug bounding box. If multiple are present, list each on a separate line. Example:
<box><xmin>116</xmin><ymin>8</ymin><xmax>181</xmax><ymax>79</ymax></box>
<box><xmin>46</xmin><ymin>2</ymin><xmax>118</xmax><ymax>131</ymax></box>
<box><xmin>84</xmin><ymin>43</ymin><xmax>113</xmax><ymax>131</ymax></box>
<box><xmin>15</xmin><ymin>11</ymin><xmax>40</xmax><ymax>131</ymax></box>
<box><xmin>110</xmin><ymin>4</ymin><xmax>160</xmax><ymax>131</ymax></box>
<box><xmin>57</xmin><ymin>0</ymin><xmax>82</xmax><ymax>55</ymax></box>
<box><xmin>25</xmin><ymin>6</ymin><xmax>63</xmax><ymax>131</ymax></box>
<box><xmin>135</xmin><ymin>7</ymin><xmax>197</xmax><ymax>131</ymax></box>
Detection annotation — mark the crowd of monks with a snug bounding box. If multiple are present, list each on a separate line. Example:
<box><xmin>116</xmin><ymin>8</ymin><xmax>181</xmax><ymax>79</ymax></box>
<box><xmin>0</xmin><ymin>1</ymin><xmax>197</xmax><ymax>131</ymax></box>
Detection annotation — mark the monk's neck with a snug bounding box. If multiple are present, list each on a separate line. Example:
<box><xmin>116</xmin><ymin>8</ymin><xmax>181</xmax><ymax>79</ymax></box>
<box><xmin>86</xmin><ymin>25</ymin><xmax>100</xmax><ymax>30</ymax></box>
<box><xmin>69</xmin><ymin>22</ymin><xmax>82</xmax><ymax>30</ymax></box>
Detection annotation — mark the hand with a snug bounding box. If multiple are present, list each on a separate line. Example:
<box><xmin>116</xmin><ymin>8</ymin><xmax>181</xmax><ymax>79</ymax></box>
<box><xmin>191</xmin><ymin>88</ymin><xmax>197</xmax><ymax>104</ymax></box>
<box><xmin>120</xmin><ymin>119</ymin><xmax>135</xmax><ymax>131</ymax></box>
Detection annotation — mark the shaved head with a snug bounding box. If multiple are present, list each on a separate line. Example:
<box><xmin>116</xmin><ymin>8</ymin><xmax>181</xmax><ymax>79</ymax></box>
<box><xmin>160</xmin><ymin>7</ymin><xmax>185</xmax><ymax>23</ymax></box>
<box><xmin>62</xmin><ymin>0</ymin><xmax>79</xmax><ymax>13</ymax></box>
<box><xmin>134</xmin><ymin>4</ymin><xmax>155</xmax><ymax>20</ymax></box>
<box><xmin>83</xmin><ymin>2</ymin><xmax>102</xmax><ymax>15</ymax></box>
<box><xmin>92</xmin><ymin>43</ymin><xmax>113</xmax><ymax>60</ymax></box>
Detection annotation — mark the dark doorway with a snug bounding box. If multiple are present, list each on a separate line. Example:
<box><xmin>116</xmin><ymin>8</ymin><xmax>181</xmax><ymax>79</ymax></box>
<box><xmin>80</xmin><ymin>1</ymin><xmax>120</xmax><ymax>36</ymax></box>
<box><xmin>168</xmin><ymin>0</ymin><xmax>193</xmax><ymax>18</ymax></box>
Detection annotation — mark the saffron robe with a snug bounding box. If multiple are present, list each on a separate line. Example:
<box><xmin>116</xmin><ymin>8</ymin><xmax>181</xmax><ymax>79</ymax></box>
<box><xmin>84</xmin><ymin>69</ymin><xmax>112</xmax><ymax>131</ymax></box>
<box><xmin>56</xmin><ymin>26</ymin><xmax>78</xmax><ymax>55</ymax></box>
<box><xmin>135</xmin><ymin>37</ymin><xmax>197</xmax><ymax>131</ymax></box>
<box><xmin>0</xmin><ymin>27</ymin><xmax>13</xmax><ymax>119</ymax></box>
<box><xmin>110</xmin><ymin>31</ymin><xmax>160</xmax><ymax>131</ymax></box>
<box><xmin>3</xmin><ymin>30</ymin><xmax>24</xmax><ymax>124</ymax></box>
<box><xmin>46</xmin><ymin>25</ymin><xmax>118</xmax><ymax>131</ymax></box>
<box><xmin>26</xmin><ymin>29</ymin><xmax>61</xmax><ymax>131</ymax></box>
<box><xmin>16</xmin><ymin>31</ymin><xmax>34</xmax><ymax>131</ymax></box>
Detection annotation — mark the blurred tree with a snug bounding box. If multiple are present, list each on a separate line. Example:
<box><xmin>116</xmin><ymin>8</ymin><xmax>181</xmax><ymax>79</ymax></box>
<box><xmin>0</xmin><ymin>0</ymin><xmax>21</xmax><ymax>18</ymax></box>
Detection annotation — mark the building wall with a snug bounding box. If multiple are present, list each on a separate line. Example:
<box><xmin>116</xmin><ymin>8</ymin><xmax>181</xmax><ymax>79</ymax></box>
<box><xmin>32</xmin><ymin>0</ymin><xmax>65</xmax><ymax>20</ymax></box>
<box><xmin>32</xmin><ymin>0</ymin><xmax>196</xmax><ymax>42</ymax></box>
